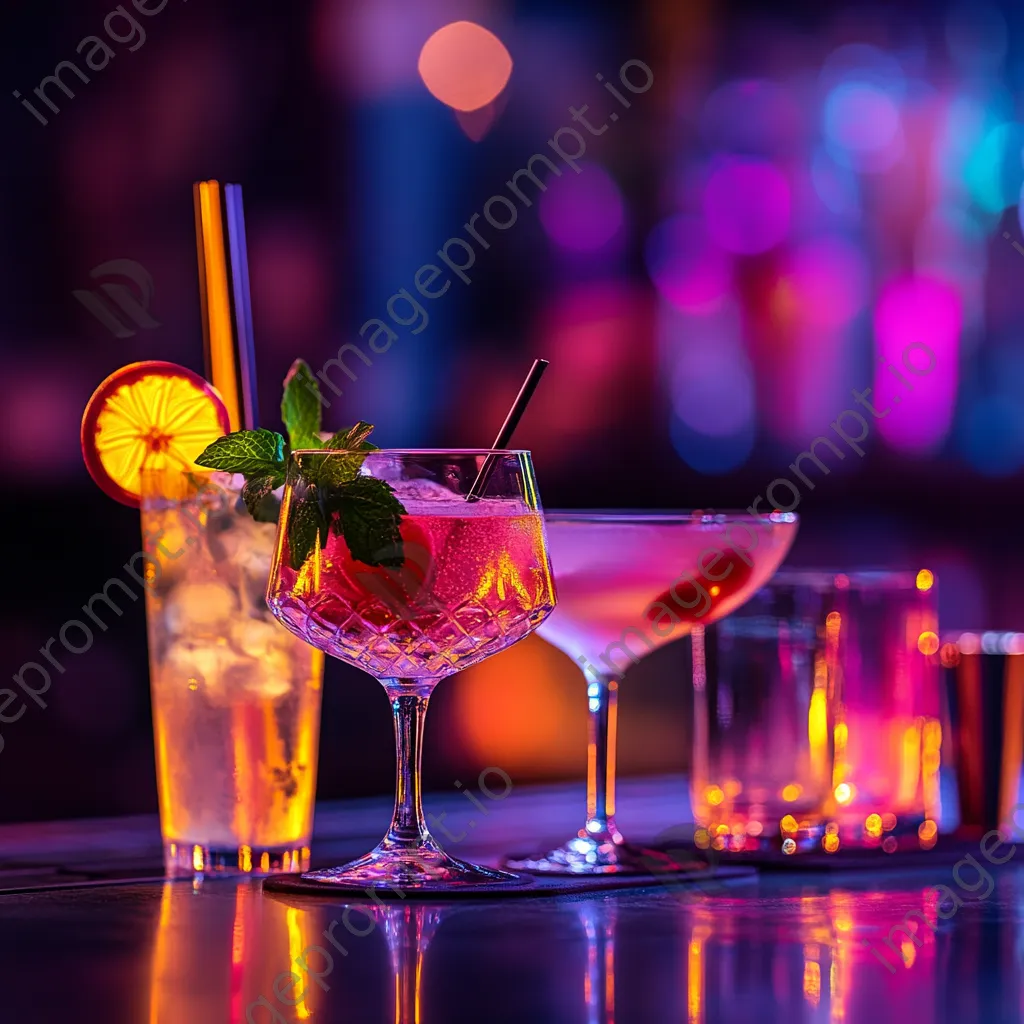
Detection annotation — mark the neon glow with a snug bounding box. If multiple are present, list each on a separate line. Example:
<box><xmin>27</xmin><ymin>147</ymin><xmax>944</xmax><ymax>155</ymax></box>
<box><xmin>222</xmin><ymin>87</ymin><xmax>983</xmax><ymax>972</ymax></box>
<box><xmin>873</xmin><ymin>276</ymin><xmax>961</xmax><ymax>454</ymax></box>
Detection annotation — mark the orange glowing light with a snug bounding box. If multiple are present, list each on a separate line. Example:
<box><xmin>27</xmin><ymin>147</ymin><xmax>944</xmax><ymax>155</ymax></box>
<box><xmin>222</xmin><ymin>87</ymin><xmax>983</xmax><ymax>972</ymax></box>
<box><xmin>918</xmin><ymin>820</ymin><xmax>938</xmax><ymax>841</ymax></box>
<box><xmin>834</xmin><ymin>783</ymin><xmax>854</xmax><ymax>804</ymax></box>
<box><xmin>780</xmin><ymin>814</ymin><xmax>798</xmax><ymax>834</ymax></box>
<box><xmin>709</xmin><ymin>585</ymin><xmax>721</xmax><ymax>597</ymax></box>
<box><xmin>694</xmin><ymin>828</ymin><xmax>710</xmax><ymax>849</ymax></box>
<box><xmin>781</xmin><ymin>783</ymin><xmax>803</xmax><ymax>802</ymax></box>
<box><xmin>940</xmin><ymin>642</ymin><xmax>961</xmax><ymax>668</ymax></box>
<box><xmin>192</xmin><ymin>845</ymin><xmax>204</xmax><ymax>873</ymax></box>
<box><xmin>453</xmin><ymin>635</ymin><xmax>582</xmax><ymax>775</ymax></box>
<box><xmin>865</xmin><ymin>813</ymin><xmax>883</xmax><ymax>838</ymax></box>
<box><xmin>418</xmin><ymin>22</ymin><xmax>513</xmax><ymax>112</ymax></box>
<box><xmin>823</xmin><ymin>834</ymin><xmax>840</xmax><ymax>853</ymax></box>
<box><xmin>918</xmin><ymin>631</ymin><xmax>940</xmax><ymax>655</ymax></box>
<box><xmin>722</xmin><ymin>778</ymin><xmax>742</xmax><ymax>797</ymax></box>
<box><xmin>706</xmin><ymin>785</ymin><xmax>725</xmax><ymax>806</ymax></box>
<box><xmin>916</xmin><ymin>569</ymin><xmax>934</xmax><ymax>591</ymax></box>
<box><xmin>881</xmin><ymin>813</ymin><xmax>897</xmax><ymax>831</ymax></box>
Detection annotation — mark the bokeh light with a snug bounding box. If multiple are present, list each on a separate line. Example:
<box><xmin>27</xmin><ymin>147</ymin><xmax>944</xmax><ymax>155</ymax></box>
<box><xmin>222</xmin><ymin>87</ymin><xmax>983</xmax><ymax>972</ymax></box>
<box><xmin>644</xmin><ymin>215</ymin><xmax>731</xmax><ymax>313</ymax></box>
<box><xmin>700</xmin><ymin>79</ymin><xmax>800</xmax><ymax>153</ymax></box>
<box><xmin>786</xmin><ymin>236</ymin><xmax>868</xmax><ymax>329</ymax></box>
<box><xmin>671</xmin><ymin>340</ymin><xmax>755</xmax><ymax>437</ymax></box>
<box><xmin>965</xmin><ymin>122</ymin><xmax>1024</xmax><ymax>214</ymax></box>
<box><xmin>417</xmin><ymin>21</ymin><xmax>512</xmax><ymax>112</ymax></box>
<box><xmin>824</xmin><ymin>83</ymin><xmax>903</xmax><ymax>171</ymax></box>
<box><xmin>810</xmin><ymin>147</ymin><xmax>861</xmax><ymax>219</ymax></box>
<box><xmin>662</xmin><ymin>300</ymin><xmax>756</xmax><ymax>474</ymax></box>
<box><xmin>873</xmin><ymin>276</ymin><xmax>961</xmax><ymax>454</ymax></box>
<box><xmin>703</xmin><ymin>157</ymin><xmax>791</xmax><ymax>255</ymax></box>
<box><xmin>538</xmin><ymin>164</ymin><xmax>624</xmax><ymax>252</ymax></box>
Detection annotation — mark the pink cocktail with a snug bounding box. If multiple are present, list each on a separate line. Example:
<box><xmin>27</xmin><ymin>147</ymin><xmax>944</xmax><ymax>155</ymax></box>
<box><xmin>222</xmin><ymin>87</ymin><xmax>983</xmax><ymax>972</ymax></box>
<box><xmin>272</xmin><ymin>506</ymin><xmax>550</xmax><ymax>679</ymax></box>
<box><xmin>266</xmin><ymin>449</ymin><xmax>556</xmax><ymax>891</ymax></box>
<box><xmin>506</xmin><ymin>511</ymin><xmax>798</xmax><ymax>874</ymax></box>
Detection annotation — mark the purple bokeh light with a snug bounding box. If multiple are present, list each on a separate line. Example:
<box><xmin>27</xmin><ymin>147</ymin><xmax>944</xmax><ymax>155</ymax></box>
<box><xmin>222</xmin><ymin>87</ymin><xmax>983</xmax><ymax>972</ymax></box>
<box><xmin>702</xmin><ymin>157</ymin><xmax>791</xmax><ymax>255</ymax></box>
<box><xmin>538</xmin><ymin>164</ymin><xmax>625</xmax><ymax>253</ymax></box>
<box><xmin>644</xmin><ymin>215</ymin><xmax>731</xmax><ymax>314</ymax></box>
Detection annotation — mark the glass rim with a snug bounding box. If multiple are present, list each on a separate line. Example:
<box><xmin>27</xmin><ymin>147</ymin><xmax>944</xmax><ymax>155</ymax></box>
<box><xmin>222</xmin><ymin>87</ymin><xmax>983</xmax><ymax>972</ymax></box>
<box><xmin>289</xmin><ymin>448</ymin><xmax>530</xmax><ymax>457</ymax></box>
<box><xmin>769</xmin><ymin>568</ymin><xmax>922</xmax><ymax>588</ymax></box>
<box><xmin>543</xmin><ymin>509</ymin><xmax>798</xmax><ymax>524</ymax></box>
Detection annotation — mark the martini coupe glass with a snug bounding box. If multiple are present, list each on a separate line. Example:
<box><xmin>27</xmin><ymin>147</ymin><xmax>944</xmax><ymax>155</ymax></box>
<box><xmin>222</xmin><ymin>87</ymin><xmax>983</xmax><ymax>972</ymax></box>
<box><xmin>264</xmin><ymin>449</ymin><xmax>556</xmax><ymax>890</ymax></box>
<box><xmin>504</xmin><ymin>510</ymin><xmax>798</xmax><ymax>874</ymax></box>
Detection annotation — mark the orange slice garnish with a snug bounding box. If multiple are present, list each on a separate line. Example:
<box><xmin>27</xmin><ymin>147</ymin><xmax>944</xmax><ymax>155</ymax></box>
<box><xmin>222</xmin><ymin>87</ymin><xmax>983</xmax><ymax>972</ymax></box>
<box><xmin>81</xmin><ymin>360</ymin><xmax>231</xmax><ymax>507</ymax></box>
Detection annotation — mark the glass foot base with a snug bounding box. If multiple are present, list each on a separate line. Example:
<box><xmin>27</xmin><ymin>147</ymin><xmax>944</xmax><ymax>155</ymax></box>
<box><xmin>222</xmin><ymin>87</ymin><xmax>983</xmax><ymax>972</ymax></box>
<box><xmin>163</xmin><ymin>841</ymin><xmax>310</xmax><ymax>878</ymax></box>
<box><xmin>301</xmin><ymin>836</ymin><xmax>526</xmax><ymax>891</ymax></box>
<box><xmin>504</xmin><ymin>834</ymin><xmax>698</xmax><ymax>876</ymax></box>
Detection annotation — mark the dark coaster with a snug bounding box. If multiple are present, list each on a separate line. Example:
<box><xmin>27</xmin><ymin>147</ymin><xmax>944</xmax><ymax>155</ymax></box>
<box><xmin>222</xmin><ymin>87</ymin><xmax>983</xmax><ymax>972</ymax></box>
<box><xmin>706</xmin><ymin>833</ymin><xmax>985</xmax><ymax>871</ymax></box>
<box><xmin>262</xmin><ymin>862</ymin><xmax>758</xmax><ymax>901</ymax></box>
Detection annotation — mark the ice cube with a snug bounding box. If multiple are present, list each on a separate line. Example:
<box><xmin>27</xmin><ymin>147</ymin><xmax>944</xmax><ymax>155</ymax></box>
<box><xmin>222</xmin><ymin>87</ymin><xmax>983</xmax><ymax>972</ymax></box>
<box><xmin>164</xmin><ymin>638</ymin><xmax>246</xmax><ymax>705</ymax></box>
<box><xmin>165</xmin><ymin>581</ymin><xmax>237</xmax><ymax>636</ymax></box>
<box><xmin>230</xmin><ymin>617</ymin><xmax>286</xmax><ymax>658</ymax></box>
<box><xmin>394</xmin><ymin>479</ymin><xmax>462</xmax><ymax>502</ymax></box>
<box><xmin>229</xmin><ymin>619</ymin><xmax>296</xmax><ymax>699</ymax></box>
<box><xmin>237</xmin><ymin>646</ymin><xmax>293</xmax><ymax>700</ymax></box>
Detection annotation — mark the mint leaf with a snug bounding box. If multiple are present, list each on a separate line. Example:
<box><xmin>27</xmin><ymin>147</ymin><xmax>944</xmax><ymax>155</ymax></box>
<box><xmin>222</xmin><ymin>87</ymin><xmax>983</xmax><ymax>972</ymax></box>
<box><xmin>325</xmin><ymin>421</ymin><xmax>376</xmax><ymax>451</ymax></box>
<box><xmin>195</xmin><ymin>429</ymin><xmax>286</xmax><ymax>476</ymax></box>
<box><xmin>242</xmin><ymin>475</ymin><xmax>283</xmax><ymax>523</ymax></box>
<box><xmin>300</xmin><ymin>422</ymin><xmax>379</xmax><ymax>488</ymax></box>
<box><xmin>281</xmin><ymin>359</ymin><xmax>323</xmax><ymax>450</ymax></box>
<box><xmin>286</xmin><ymin>492</ymin><xmax>329</xmax><ymax>570</ymax></box>
<box><xmin>329</xmin><ymin>476</ymin><xmax>406</xmax><ymax>567</ymax></box>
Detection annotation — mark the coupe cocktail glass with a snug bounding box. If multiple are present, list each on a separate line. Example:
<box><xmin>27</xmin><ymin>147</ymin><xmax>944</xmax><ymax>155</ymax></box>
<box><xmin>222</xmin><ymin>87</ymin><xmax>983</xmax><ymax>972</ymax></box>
<box><xmin>266</xmin><ymin>450</ymin><xmax>556</xmax><ymax>890</ymax></box>
<box><xmin>140</xmin><ymin>470</ymin><xmax>324</xmax><ymax>876</ymax></box>
<box><xmin>505</xmin><ymin>511</ymin><xmax>798</xmax><ymax>874</ymax></box>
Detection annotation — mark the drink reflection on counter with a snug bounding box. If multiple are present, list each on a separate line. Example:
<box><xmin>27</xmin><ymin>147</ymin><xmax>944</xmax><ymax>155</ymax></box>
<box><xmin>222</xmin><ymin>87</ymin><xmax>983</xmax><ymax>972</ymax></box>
<box><xmin>677</xmin><ymin>883</ymin><xmax>944</xmax><ymax>1022</ymax></box>
<box><xmin>146</xmin><ymin>882</ymin><xmax>324</xmax><ymax>1023</ymax></box>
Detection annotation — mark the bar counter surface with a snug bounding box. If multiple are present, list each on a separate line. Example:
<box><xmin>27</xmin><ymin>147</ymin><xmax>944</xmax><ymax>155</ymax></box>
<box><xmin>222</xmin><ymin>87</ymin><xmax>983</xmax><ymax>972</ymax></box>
<box><xmin>0</xmin><ymin>776</ymin><xmax>1018</xmax><ymax>1023</ymax></box>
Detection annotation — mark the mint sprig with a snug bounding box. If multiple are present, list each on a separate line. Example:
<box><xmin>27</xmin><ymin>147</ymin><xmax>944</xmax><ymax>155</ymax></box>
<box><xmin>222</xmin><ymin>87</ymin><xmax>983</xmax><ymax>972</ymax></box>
<box><xmin>194</xmin><ymin>359</ymin><xmax>406</xmax><ymax>570</ymax></box>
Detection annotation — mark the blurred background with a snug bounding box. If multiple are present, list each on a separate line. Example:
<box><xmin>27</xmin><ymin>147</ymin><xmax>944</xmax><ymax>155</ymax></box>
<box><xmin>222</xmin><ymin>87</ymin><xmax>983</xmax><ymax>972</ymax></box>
<box><xmin>2</xmin><ymin>0</ymin><xmax>1023</xmax><ymax>822</ymax></box>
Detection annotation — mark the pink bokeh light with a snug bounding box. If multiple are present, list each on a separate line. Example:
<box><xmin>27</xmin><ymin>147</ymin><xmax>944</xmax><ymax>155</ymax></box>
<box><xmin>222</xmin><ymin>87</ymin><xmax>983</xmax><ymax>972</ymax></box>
<box><xmin>644</xmin><ymin>215</ymin><xmax>731</xmax><ymax>313</ymax></box>
<box><xmin>703</xmin><ymin>157</ymin><xmax>791</xmax><ymax>255</ymax></box>
<box><xmin>873</xmin><ymin>276</ymin><xmax>961</xmax><ymax>454</ymax></box>
<box><xmin>538</xmin><ymin>164</ymin><xmax>625</xmax><ymax>253</ymax></box>
<box><xmin>787</xmin><ymin>236</ymin><xmax>869</xmax><ymax>329</ymax></box>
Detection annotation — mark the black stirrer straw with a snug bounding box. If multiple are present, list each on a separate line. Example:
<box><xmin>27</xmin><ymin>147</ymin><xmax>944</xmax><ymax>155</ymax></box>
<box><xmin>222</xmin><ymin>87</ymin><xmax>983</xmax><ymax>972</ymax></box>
<box><xmin>466</xmin><ymin>358</ymin><xmax>549</xmax><ymax>502</ymax></box>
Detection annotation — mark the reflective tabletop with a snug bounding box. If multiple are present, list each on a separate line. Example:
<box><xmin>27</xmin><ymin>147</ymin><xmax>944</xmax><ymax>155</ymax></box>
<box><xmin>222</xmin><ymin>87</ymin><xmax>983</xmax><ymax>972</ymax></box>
<box><xmin>0</xmin><ymin>777</ymin><xmax>1020</xmax><ymax>1023</ymax></box>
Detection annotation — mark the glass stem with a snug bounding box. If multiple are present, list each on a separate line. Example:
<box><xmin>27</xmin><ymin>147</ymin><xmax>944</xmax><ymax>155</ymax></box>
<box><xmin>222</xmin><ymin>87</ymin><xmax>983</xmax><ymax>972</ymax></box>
<box><xmin>383</xmin><ymin>680</ymin><xmax>438</xmax><ymax>848</ymax></box>
<box><xmin>584</xmin><ymin>672</ymin><xmax>622</xmax><ymax>843</ymax></box>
